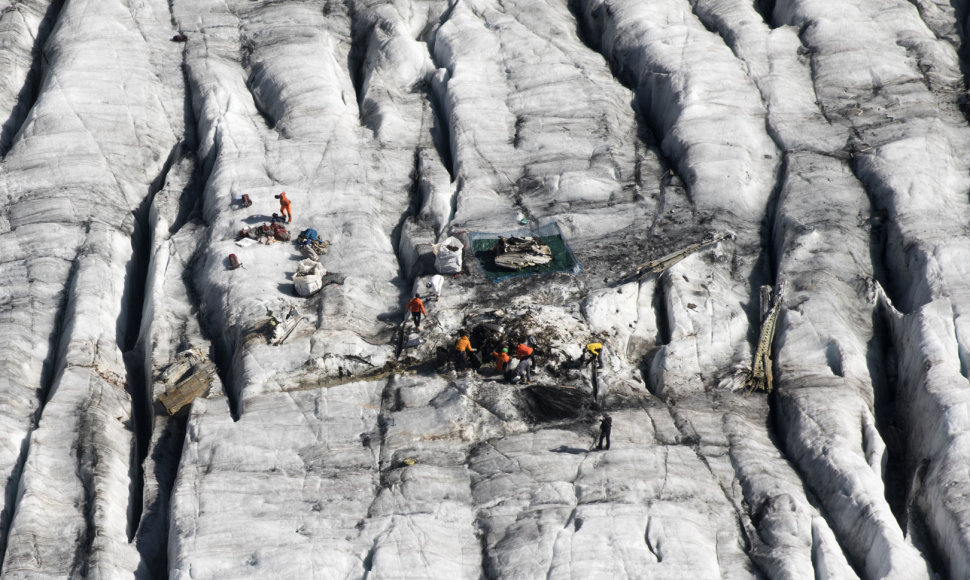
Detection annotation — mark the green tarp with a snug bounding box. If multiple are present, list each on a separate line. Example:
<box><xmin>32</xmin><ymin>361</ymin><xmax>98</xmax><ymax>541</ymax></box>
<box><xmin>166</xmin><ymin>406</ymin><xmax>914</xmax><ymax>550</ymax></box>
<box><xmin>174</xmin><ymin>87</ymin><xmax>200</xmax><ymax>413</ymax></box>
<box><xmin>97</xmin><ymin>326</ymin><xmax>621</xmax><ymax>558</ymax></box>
<box><xmin>470</xmin><ymin>224</ymin><xmax>580</xmax><ymax>281</ymax></box>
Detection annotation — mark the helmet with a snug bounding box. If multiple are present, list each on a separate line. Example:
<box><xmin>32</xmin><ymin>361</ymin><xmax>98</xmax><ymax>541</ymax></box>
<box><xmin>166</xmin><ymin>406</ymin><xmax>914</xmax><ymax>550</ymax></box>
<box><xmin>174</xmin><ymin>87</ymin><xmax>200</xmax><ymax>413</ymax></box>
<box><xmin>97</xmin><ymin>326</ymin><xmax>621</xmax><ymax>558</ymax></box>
<box><xmin>502</xmin><ymin>348</ymin><xmax>508</xmax><ymax>353</ymax></box>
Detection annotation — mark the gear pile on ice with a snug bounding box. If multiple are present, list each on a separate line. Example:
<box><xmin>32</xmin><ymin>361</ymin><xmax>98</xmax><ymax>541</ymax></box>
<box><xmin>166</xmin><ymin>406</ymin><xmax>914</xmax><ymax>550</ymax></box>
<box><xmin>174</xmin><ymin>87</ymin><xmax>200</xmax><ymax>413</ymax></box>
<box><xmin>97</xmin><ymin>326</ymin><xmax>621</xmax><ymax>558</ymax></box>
<box><xmin>296</xmin><ymin>228</ymin><xmax>330</xmax><ymax>260</ymax></box>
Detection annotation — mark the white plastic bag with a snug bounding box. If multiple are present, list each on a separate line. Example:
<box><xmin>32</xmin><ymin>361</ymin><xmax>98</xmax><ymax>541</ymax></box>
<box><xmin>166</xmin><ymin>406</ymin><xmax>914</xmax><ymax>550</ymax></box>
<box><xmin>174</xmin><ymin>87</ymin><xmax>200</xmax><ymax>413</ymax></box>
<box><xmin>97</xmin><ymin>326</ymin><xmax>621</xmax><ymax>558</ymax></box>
<box><xmin>294</xmin><ymin>259</ymin><xmax>326</xmax><ymax>296</ymax></box>
<box><xmin>434</xmin><ymin>237</ymin><xmax>464</xmax><ymax>274</ymax></box>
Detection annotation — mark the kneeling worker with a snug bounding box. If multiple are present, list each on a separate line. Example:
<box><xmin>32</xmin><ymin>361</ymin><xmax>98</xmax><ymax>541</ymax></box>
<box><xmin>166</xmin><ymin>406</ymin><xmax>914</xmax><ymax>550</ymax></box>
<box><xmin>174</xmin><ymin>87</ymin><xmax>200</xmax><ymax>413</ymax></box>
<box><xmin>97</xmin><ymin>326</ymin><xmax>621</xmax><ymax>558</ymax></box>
<box><xmin>492</xmin><ymin>347</ymin><xmax>511</xmax><ymax>373</ymax></box>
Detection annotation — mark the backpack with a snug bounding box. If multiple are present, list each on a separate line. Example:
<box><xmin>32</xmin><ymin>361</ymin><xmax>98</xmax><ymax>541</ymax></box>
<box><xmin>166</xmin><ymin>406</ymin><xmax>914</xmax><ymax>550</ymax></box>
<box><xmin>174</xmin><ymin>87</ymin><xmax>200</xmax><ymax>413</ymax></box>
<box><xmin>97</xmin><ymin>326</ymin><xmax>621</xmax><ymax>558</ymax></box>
<box><xmin>298</xmin><ymin>228</ymin><xmax>318</xmax><ymax>243</ymax></box>
<box><xmin>271</xmin><ymin>223</ymin><xmax>290</xmax><ymax>242</ymax></box>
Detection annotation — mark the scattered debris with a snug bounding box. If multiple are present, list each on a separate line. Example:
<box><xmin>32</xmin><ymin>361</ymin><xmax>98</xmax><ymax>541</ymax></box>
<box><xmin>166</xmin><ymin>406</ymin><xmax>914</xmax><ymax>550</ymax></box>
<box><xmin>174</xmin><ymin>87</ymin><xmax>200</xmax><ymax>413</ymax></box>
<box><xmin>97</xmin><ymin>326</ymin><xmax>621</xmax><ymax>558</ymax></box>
<box><xmin>269</xmin><ymin>304</ymin><xmax>305</xmax><ymax>345</ymax></box>
<box><xmin>171</xmin><ymin>33</ymin><xmax>188</xmax><ymax>43</ymax></box>
<box><xmin>156</xmin><ymin>348</ymin><xmax>216</xmax><ymax>415</ymax></box>
<box><xmin>624</xmin><ymin>231</ymin><xmax>731</xmax><ymax>281</ymax></box>
<box><xmin>157</xmin><ymin>348</ymin><xmax>208</xmax><ymax>385</ymax></box>
<box><xmin>493</xmin><ymin>236</ymin><xmax>552</xmax><ymax>270</ymax></box>
<box><xmin>283</xmin><ymin>361</ymin><xmax>402</xmax><ymax>392</ymax></box>
<box><xmin>228</xmin><ymin>253</ymin><xmax>242</xmax><ymax>270</ymax></box>
<box><xmin>158</xmin><ymin>363</ymin><xmax>217</xmax><ymax>415</ymax></box>
<box><xmin>238</xmin><ymin>223</ymin><xmax>288</xmax><ymax>245</ymax></box>
<box><xmin>746</xmin><ymin>283</ymin><xmax>785</xmax><ymax>393</ymax></box>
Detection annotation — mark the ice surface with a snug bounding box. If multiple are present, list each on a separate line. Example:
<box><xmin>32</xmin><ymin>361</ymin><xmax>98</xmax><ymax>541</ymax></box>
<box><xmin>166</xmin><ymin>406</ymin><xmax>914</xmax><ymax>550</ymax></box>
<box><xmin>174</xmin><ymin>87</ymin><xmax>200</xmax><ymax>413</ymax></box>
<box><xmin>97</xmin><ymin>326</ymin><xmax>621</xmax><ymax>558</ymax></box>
<box><xmin>3</xmin><ymin>0</ymin><xmax>970</xmax><ymax>577</ymax></box>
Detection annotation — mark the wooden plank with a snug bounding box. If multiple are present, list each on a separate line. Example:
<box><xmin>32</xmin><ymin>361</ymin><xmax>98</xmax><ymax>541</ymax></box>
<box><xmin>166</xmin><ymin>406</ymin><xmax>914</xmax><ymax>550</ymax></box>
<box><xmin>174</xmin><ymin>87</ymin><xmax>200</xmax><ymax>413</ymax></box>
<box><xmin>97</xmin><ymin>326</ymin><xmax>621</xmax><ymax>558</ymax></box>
<box><xmin>159</xmin><ymin>365</ymin><xmax>216</xmax><ymax>415</ymax></box>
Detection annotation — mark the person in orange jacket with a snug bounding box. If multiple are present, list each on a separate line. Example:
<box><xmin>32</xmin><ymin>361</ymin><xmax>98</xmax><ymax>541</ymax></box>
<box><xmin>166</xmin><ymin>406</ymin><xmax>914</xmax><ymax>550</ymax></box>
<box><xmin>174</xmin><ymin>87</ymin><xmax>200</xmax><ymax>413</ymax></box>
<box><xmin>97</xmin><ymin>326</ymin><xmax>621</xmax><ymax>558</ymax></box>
<box><xmin>406</xmin><ymin>294</ymin><xmax>427</xmax><ymax>329</ymax></box>
<box><xmin>454</xmin><ymin>332</ymin><xmax>479</xmax><ymax>370</ymax></box>
<box><xmin>275</xmin><ymin>192</ymin><xmax>292</xmax><ymax>223</ymax></box>
<box><xmin>514</xmin><ymin>342</ymin><xmax>533</xmax><ymax>360</ymax></box>
<box><xmin>492</xmin><ymin>347</ymin><xmax>510</xmax><ymax>372</ymax></box>
<box><xmin>455</xmin><ymin>333</ymin><xmax>474</xmax><ymax>353</ymax></box>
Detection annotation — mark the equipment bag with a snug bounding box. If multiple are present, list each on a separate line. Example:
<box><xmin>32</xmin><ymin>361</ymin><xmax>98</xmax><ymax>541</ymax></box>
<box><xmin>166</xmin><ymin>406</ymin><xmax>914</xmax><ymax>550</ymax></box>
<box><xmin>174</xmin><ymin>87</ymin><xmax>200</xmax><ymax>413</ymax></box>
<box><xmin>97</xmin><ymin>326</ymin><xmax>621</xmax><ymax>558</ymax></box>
<box><xmin>298</xmin><ymin>228</ymin><xmax>319</xmax><ymax>242</ymax></box>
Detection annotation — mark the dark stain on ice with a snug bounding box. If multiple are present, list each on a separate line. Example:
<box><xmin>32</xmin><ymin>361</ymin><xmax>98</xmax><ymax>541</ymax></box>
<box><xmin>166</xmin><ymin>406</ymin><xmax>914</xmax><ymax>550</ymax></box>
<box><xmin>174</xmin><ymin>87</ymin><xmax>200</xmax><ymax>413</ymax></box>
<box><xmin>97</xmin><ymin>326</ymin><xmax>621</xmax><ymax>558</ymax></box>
<box><xmin>512</xmin><ymin>115</ymin><xmax>525</xmax><ymax>148</ymax></box>
<box><xmin>69</xmin><ymin>402</ymin><xmax>99</xmax><ymax>578</ymax></box>
<box><xmin>522</xmin><ymin>384</ymin><xmax>590</xmax><ymax>422</ymax></box>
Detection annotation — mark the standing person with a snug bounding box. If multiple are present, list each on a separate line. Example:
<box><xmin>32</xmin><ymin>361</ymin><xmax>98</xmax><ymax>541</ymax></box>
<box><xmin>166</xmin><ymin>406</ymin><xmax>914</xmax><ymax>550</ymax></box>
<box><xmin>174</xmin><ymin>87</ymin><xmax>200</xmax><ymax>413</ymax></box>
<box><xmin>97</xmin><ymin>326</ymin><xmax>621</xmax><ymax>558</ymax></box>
<box><xmin>406</xmin><ymin>295</ymin><xmax>426</xmax><ymax>330</ymax></box>
<box><xmin>275</xmin><ymin>192</ymin><xmax>293</xmax><ymax>223</ymax></box>
<box><xmin>597</xmin><ymin>414</ymin><xmax>612</xmax><ymax>450</ymax></box>
<box><xmin>492</xmin><ymin>347</ymin><xmax>510</xmax><ymax>373</ymax></box>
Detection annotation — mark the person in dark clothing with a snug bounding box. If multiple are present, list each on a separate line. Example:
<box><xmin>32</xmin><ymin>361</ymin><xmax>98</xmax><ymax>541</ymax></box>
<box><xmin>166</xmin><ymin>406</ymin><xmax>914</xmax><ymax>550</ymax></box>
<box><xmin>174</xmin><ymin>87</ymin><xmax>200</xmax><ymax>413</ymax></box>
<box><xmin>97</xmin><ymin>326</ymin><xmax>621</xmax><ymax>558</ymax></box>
<box><xmin>597</xmin><ymin>414</ymin><xmax>612</xmax><ymax>450</ymax></box>
<box><xmin>514</xmin><ymin>356</ymin><xmax>533</xmax><ymax>384</ymax></box>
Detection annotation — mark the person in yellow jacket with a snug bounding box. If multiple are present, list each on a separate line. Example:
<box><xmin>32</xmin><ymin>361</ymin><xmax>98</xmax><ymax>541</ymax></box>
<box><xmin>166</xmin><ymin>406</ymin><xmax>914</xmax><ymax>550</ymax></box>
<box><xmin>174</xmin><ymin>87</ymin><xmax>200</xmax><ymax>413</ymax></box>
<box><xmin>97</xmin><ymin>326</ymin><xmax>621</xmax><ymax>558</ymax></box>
<box><xmin>583</xmin><ymin>342</ymin><xmax>604</xmax><ymax>368</ymax></box>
